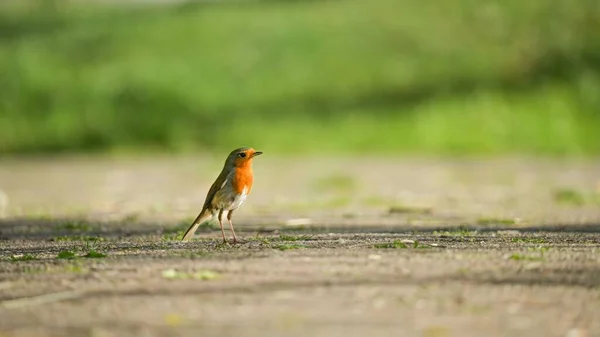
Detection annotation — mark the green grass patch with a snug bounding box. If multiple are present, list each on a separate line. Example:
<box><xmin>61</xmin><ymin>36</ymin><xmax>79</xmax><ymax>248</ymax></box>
<box><xmin>83</xmin><ymin>250</ymin><xmax>106</xmax><ymax>258</ymax></box>
<box><xmin>56</xmin><ymin>250</ymin><xmax>78</xmax><ymax>260</ymax></box>
<box><xmin>248</xmin><ymin>233</ymin><xmax>272</xmax><ymax>245</ymax></box>
<box><xmin>57</xmin><ymin>249</ymin><xmax>107</xmax><ymax>259</ymax></box>
<box><xmin>9</xmin><ymin>254</ymin><xmax>38</xmax><ymax>262</ymax></box>
<box><xmin>162</xmin><ymin>231</ymin><xmax>186</xmax><ymax>241</ymax></box>
<box><xmin>274</xmin><ymin>243</ymin><xmax>306</xmax><ymax>251</ymax></box>
<box><xmin>0</xmin><ymin>0</ymin><xmax>599</xmax><ymax>155</ymax></box>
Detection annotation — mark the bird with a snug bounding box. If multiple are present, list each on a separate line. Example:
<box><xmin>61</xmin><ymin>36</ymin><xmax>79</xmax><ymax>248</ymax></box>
<box><xmin>181</xmin><ymin>147</ymin><xmax>263</xmax><ymax>243</ymax></box>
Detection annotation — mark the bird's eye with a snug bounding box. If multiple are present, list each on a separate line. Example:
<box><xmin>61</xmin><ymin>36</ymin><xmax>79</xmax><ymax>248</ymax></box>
<box><xmin>238</xmin><ymin>152</ymin><xmax>247</xmax><ymax>158</ymax></box>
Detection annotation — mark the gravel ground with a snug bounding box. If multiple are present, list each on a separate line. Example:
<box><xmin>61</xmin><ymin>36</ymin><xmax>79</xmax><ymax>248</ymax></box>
<box><xmin>0</xmin><ymin>155</ymin><xmax>599</xmax><ymax>337</ymax></box>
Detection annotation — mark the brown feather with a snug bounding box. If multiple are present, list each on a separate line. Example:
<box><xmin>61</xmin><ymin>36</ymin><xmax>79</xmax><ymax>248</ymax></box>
<box><xmin>181</xmin><ymin>165</ymin><xmax>229</xmax><ymax>241</ymax></box>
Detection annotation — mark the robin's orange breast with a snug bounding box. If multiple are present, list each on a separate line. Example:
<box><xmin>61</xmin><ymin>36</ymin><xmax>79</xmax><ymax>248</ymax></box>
<box><xmin>232</xmin><ymin>167</ymin><xmax>254</xmax><ymax>195</ymax></box>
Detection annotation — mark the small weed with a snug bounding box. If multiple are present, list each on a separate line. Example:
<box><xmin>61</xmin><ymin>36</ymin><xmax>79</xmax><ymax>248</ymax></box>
<box><xmin>83</xmin><ymin>237</ymin><xmax>102</xmax><ymax>252</ymax></box>
<box><xmin>162</xmin><ymin>231</ymin><xmax>186</xmax><ymax>241</ymax></box>
<box><xmin>56</xmin><ymin>248</ymin><xmax>106</xmax><ymax>259</ymax></box>
<box><xmin>374</xmin><ymin>240</ymin><xmax>409</xmax><ymax>249</ymax></box>
<box><xmin>250</xmin><ymin>233</ymin><xmax>271</xmax><ymax>244</ymax></box>
<box><xmin>83</xmin><ymin>250</ymin><xmax>107</xmax><ymax>258</ymax></box>
<box><xmin>10</xmin><ymin>254</ymin><xmax>38</xmax><ymax>261</ymax></box>
<box><xmin>57</xmin><ymin>250</ymin><xmax>77</xmax><ymax>260</ymax></box>
<box><xmin>511</xmin><ymin>237</ymin><xmax>547</xmax><ymax>244</ymax></box>
<box><xmin>275</xmin><ymin>243</ymin><xmax>306</xmax><ymax>251</ymax></box>
<box><xmin>508</xmin><ymin>253</ymin><xmax>543</xmax><ymax>261</ymax></box>
<box><xmin>413</xmin><ymin>240</ymin><xmax>431</xmax><ymax>249</ymax></box>
<box><xmin>477</xmin><ymin>218</ymin><xmax>516</xmax><ymax>226</ymax></box>
<box><xmin>279</xmin><ymin>234</ymin><xmax>314</xmax><ymax>241</ymax></box>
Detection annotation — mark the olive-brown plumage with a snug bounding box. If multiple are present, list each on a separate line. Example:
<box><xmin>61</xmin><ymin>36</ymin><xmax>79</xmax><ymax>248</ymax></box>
<box><xmin>181</xmin><ymin>147</ymin><xmax>262</xmax><ymax>243</ymax></box>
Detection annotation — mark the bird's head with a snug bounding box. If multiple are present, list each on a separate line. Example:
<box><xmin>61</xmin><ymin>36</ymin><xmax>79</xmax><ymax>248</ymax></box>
<box><xmin>226</xmin><ymin>147</ymin><xmax>263</xmax><ymax>168</ymax></box>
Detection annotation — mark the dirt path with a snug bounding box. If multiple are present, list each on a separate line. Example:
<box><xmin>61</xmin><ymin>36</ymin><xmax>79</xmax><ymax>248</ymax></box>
<box><xmin>0</xmin><ymin>156</ymin><xmax>599</xmax><ymax>337</ymax></box>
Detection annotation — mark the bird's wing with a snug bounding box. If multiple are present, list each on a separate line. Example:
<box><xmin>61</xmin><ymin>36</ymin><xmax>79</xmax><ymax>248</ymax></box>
<box><xmin>182</xmin><ymin>166</ymin><xmax>232</xmax><ymax>241</ymax></box>
<box><xmin>201</xmin><ymin>169</ymin><xmax>229</xmax><ymax>211</ymax></box>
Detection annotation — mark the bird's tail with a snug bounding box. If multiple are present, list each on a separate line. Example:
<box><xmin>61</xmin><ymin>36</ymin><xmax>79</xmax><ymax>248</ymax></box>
<box><xmin>181</xmin><ymin>209</ymin><xmax>213</xmax><ymax>241</ymax></box>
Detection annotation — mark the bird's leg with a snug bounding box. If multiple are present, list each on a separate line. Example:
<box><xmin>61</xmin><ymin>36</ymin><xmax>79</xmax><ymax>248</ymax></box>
<box><xmin>218</xmin><ymin>209</ymin><xmax>226</xmax><ymax>244</ymax></box>
<box><xmin>227</xmin><ymin>210</ymin><xmax>238</xmax><ymax>244</ymax></box>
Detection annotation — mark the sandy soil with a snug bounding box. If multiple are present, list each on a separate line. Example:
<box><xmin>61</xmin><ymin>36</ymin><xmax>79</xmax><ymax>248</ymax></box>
<box><xmin>0</xmin><ymin>155</ymin><xmax>599</xmax><ymax>337</ymax></box>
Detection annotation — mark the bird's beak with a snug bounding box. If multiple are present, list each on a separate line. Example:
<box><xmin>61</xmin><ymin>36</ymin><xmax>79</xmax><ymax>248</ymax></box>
<box><xmin>252</xmin><ymin>151</ymin><xmax>263</xmax><ymax>157</ymax></box>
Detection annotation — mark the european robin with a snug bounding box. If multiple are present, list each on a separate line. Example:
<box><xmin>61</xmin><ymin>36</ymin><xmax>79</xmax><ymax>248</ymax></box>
<box><xmin>181</xmin><ymin>147</ymin><xmax>263</xmax><ymax>243</ymax></box>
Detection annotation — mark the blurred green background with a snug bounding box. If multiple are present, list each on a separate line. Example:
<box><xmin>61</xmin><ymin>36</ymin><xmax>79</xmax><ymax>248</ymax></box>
<box><xmin>1</xmin><ymin>0</ymin><xmax>599</xmax><ymax>156</ymax></box>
